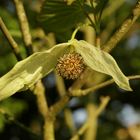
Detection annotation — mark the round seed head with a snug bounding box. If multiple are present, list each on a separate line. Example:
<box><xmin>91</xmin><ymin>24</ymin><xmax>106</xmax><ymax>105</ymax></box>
<box><xmin>56</xmin><ymin>53</ymin><xmax>85</xmax><ymax>79</ymax></box>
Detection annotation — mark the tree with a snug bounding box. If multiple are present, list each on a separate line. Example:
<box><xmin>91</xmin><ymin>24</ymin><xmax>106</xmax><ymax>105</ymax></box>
<box><xmin>0</xmin><ymin>0</ymin><xmax>140</xmax><ymax>140</ymax></box>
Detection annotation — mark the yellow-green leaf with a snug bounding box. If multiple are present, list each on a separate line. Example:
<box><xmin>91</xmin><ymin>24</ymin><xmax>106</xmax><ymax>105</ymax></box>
<box><xmin>0</xmin><ymin>43</ymin><xmax>70</xmax><ymax>101</ymax></box>
<box><xmin>72</xmin><ymin>39</ymin><xmax>132</xmax><ymax>91</ymax></box>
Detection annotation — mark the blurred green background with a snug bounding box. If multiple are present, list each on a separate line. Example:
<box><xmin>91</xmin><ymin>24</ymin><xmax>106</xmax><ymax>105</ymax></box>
<box><xmin>0</xmin><ymin>0</ymin><xmax>140</xmax><ymax>140</ymax></box>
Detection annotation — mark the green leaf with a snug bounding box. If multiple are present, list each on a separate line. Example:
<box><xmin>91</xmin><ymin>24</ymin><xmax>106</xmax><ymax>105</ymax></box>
<box><xmin>65</xmin><ymin>0</ymin><xmax>76</xmax><ymax>5</ymax></box>
<box><xmin>39</xmin><ymin>0</ymin><xmax>87</xmax><ymax>32</ymax></box>
<box><xmin>0</xmin><ymin>8</ymin><xmax>19</xmax><ymax>31</ymax></box>
<box><xmin>72</xmin><ymin>39</ymin><xmax>132</xmax><ymax>91</ymax></box>
<box><xmin>0</xmin><ymin>98</ymin><xmax>27</xmax><ymax>117</ymax></box>
<box><xmin>0</xmin><ymin>43</ymin><xmax>70</xmax><ymax>101</ymax></box>
<box><xmin>95</xmin><ymin>0</ymin><xmax>109</xmax><ymax>14</ymax></box>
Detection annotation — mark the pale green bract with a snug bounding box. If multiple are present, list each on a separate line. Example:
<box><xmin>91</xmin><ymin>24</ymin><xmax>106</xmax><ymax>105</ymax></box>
<box><xmin>0</xmin><ymin>38</ymin><xmax>132</xmax><ymax>101</ymax></box>
<box><xmin>0</xmin><ymin>43</ymin><xmax>70</xmax><ymax>101</ymax></box>
<box><xmin>72</xmin><ymin>39</ymin><xmax>132</xmax><ymax>91</ymax></box>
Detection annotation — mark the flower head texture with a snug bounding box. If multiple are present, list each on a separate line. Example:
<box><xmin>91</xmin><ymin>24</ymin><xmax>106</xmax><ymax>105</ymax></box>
<box><xmin>56</xmin><ymin>53</ymin><xmax>85</xmax><ymax>79</ymax></box>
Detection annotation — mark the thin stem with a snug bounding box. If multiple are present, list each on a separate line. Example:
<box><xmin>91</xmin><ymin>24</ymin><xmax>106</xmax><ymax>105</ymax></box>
<box><xmin>84</xmin><ymin>96</ymin><xmax>110</xmax><ymax>140</ymax></box>
<box><xmin>49</xmin><ymin>75</ymin><xmax>140</xmax><ymax>117</ymax></box>
<box><xmin>70</xmin><ymin>68</ymin><xmax>90</xmax><ymax>89</ymax></box>
<box><xmin>78</xmin><ymin>0</ymin><xmax>95</xmax><ymax>28</ymax></box>
<box><xmin>102</xmin><ymin>0</ymin><xmax>140</xmax><ymax>52</ymax></box>
<box><xmin>69</xmin><ymin>75</ymin><xmax>140</xmax><ymax>96</ymax></box>
<box><xmin>95</xmin><ymin>96</ymin><xmax>110</xmax><ymax>116</ymax></box>
<box><xmin>34</xmin><ymin>80</ymin><xmax>49</xmax><ymax>119</ymax></box>
<box><xmin>55</xmin><ymin>72</ymin><xmax>76</xmax><ymax>133</ymax></box>
<box><xmin>70</xmin><ymin>96</ymin><xmax>110</xmax><ymax>140</ymax></box>
<box><xmin>13</xmin><ymin>1</ymin><xmax>51</xmax><ymax>140</ymax></box>
<box><xmin>83</xmin><ymin>104</ymin><xmax>97</xmax><ymax>140</ymax></box>
<box><xmin>96</xmin><ymin>36</ymin><xmax>101</xmax><ymax>48</ymax></box>
<box><xmin>36</xmin><ymin>82</ymin><xmax>70</xmax><ymax>140</ymax></box>
<box><xmin>55</xmin><ymin>74</ymin><xmax>66</xmax><ymax>96</ymax></box>
<box><xmin>50</xmin><ymin>94</ymin><xmax>71</xmax><ymax>117</ymax></box>
<box><xmin>89</xmin><ymin>0</ymin><xmax>95</xmax><ymax>9</ymax></box>
<box><xmin>0</xmin><ymin>17</ymin><xmax>22</xmax><ymax>61</ymax></box>
<box><xmin>71</xmin><ymin>27</ymin><xmax>80</xmax><ymax>40</ymax></box>
<box><xmin>43</xmin><ymin>93</ymin><xmax>70</xmax><ymax>140</ymax></box>
<box><xmin>64</xmin><ymin>109</ymin><xmax>76</xmax><ymax>134</ymax></box>
<box><xmin>13</xmin><ymin>0</ymin><xmax>49</xmax><ymax>116</ymax></box>
<box><xmin>44</xmin><ymin>115</ymin><xmax>55</xmax><ymax>140</ymax></box>
<box><xmin>27</xmin><ymin>93</ymin><xmax>69</xmax><ymax>140</ymax></box>
<box><xmin>42</xmin><ymin>75</ymin><xmax>140</xmax><ymax>139</ymax></box>
<box><xmin>13</xmin><ymin>0</ymin><xmax>33</xmax><ymax>55</ymax></box>
<box><xmin>98</xmin><ymin>0</ymin><xmax>109</xmax><ymax>22</ymax></box>
<box><xmin>70</xmin><ymin>123</ymin><xmax>88</xmax><ymax>140</ymax></box>
<box><xmin>85</xmin><ymin>14</ymin><xmax>96</xmax><ymax>29</ymax></box>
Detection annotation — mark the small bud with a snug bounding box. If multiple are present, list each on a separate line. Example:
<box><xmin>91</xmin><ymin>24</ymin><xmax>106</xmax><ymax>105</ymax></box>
<box><xmin>56</xmin><ymin>53</ymin><xmax>85</xmax><ymax>79</ymax></box>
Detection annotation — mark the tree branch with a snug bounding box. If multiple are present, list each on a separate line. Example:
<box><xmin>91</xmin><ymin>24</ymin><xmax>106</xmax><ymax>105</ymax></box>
<box><xmin>55</xmin><ymin>73</ymin><xmax>76</xmax><ymax>133</ymax></box>
<box><xmin>44</xmin><ymin>114</ymin><xmax>55</xmax><ymax>140</ymax></box>
<box><xmin>102</xmin><ymin>0</ymin><xmax>140</xmax><ymax>52</ymax></box>
<box><xmin>0</xmin><ymin>17</ymin><xmax>22</xmax><ymax>61</ymax></box>
<box><xmin>34</xmin><ymin>80</ymin><xmax>49</xmax><ymax>119</ymax></box>
<box><xmin>46</xmin><ymin>74</ymin><xmax>139</xmax><ymax>125</ymax></box>
<box><xmin>70</xmin><ymin>96</ymin><xmax>110</xmax><ymax>140</ymax></box>
<box><xmin>13</xmin><ymin>1</ymin><xmax>51</xmax><ymax>140</ymax></box>
<box><xmin>13</xmin><ymin>0</ymin><xmax>33</xmax><ymax>55</ymax></box>
<box><xmin>70</xmin><ymin>123</ymin><xmax>88</xmax><ymax>140</ymax></box>
<box><xmin>69</xmin><ymin>75</ymin><xmax>140</xmax><ymax>96</ymax></box>
<box><xmin>49</xmin><ymin>75</ymin><xmax>140</xmax><ymax>120</ymax></box>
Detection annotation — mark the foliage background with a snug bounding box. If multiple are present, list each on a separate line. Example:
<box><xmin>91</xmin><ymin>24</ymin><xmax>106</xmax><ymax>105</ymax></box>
<box><xmin>0</xmin><ymin>0</ymin><xmax>140</xmax><ymax>140</ymax></box>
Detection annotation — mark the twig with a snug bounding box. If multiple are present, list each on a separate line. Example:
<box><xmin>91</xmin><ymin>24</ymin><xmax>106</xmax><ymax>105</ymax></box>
<box><xmin>55</xmin><ymin>73</ymin><xmax>66</xmax><ymax>97</ymax></box>
<box><xmin>77</xmin><ymin>0</ymin><xmax>95</xmax><ymax>28</ymax></box>
<box><xmin>95</xmin><ymin>96</ymin><xmax>110</xmax><ymax>116</ymax></box>
<box><xmin>70</xmin><ymin>68</ymin><xmax>91</xmax><ymax>89</ymax></box>
<box><xmin>55</xmin><ymin>73</ymin><xmax>76</xmax><ymax>134</ymax></box>
<box><xmin>70</xmin><ymin>123</ymin><xmax>88</xmax><ymax>140</ymax></box>
<box><xmin>70</xmin><ymin>0</ymin><xmax>140</xmax><ymax>101</ymax></box>
<box><xmin>13</xmin><ymin>0</ymin><xmax>49</xmax><ymax>116</ymax></box>
<box><xmin>43</xmin><ymin>92</ymin><xmax>70</xmax><ymax>140</ymax></box>
<box><xmin>69</xmin><ymin>75</ymin><xmax>140</xmax><ymax>96</ymax></box>
<box><xmin>70</xmin><ymin>96</ymin><xmax>110</xmax><ymax>140</ymax></box>
<box><xmin>34</xmin><ymin>74</ymin><xmax>140</xmax><ymax>139</ymax></box>
<box><xmin>13</xmin><ymin>0</ymin><xmax>33</xmax><ymax>55</ymax></box>
<box><xmin>71</xmin><ymin>27</ymin><xmax>80</xmax><ymax>40</ymax></box>
<box><xmin>50</xmin><ymin>94</ymin><xmax>71</xmax><ymax>117</ymax></box>
<box><xmin>33</xmin><ymin>73</ymin><xmax>70</xmax><ymax>140</ymax></box>
<box><xmin>64</xmin><ymin>109</ymin><xmax>76</xmax><ymax>134</ymax></box>
<box><xmin>0</xmin><ymin>17</ymin><xmax>22</xmax><ymax>61</ymax></box>
<box><xmin>102</xmin><ymin>0</ymin><xmax>140</xmax><ymax>52</ymax></box>
<box><xmin>44</xmin><ymin>114</ymin><xmax>55</xmax><ymax>140</ymax></box>
<box><xmin>98</xmin><ymin>0</ymin><xmax>109</xmax><ymax>22</ymax></box>
<box><xmin>13</xmin><ymin>1</ymin><xmax>50</xmax><ymax>140</ymax></box>
<box><xmin>49</xmin><ymin>75</ymin><xmax>140</xmax><ymax>120</ymax></box>
<box><xmin>42</xmin><ymin>74</ymin><xmax>140</xmax><ymax>139</ymax></box>
<box><xmin>83</xmin><ymin>104</ymin><xmax>97</xmax><ymax>140</ymax></box>
<box><xmin>34</xmin><ymin>80</ymin><xmax>49</xmax><ymax>119</ymax></box>
<box><xmin>84</xmin><ymin>96</ymin><xmax>110</xmax><ymax>140</ymax></box>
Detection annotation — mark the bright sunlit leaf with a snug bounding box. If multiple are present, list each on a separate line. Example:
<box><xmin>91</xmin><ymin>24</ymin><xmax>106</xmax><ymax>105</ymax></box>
<box><xmin>0</xmin><ymin>43</ymin><xmax>70</xmax><ymax>101</ymax></box>
<box><xmin>72</xmin><ymin>39</ymin><xmax>132</xmax><ymax>91</ymax></box>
